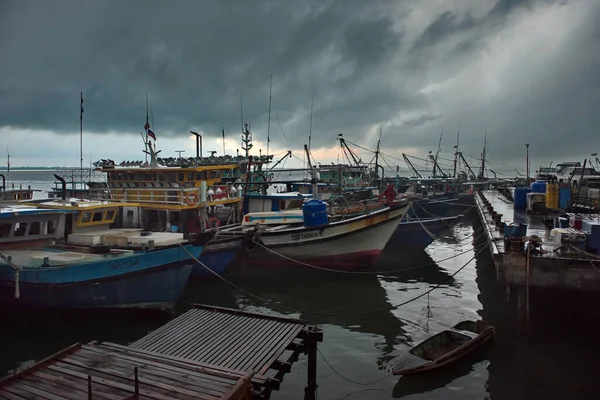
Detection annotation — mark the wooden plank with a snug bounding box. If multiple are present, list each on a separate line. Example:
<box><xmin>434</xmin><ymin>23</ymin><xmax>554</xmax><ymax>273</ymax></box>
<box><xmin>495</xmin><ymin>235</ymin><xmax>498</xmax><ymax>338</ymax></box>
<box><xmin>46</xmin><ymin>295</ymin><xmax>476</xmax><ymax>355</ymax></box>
<box><xmin>0</xmin><ymin>344</ymin><xmax>81</xmax><ymax>387</ymax></box>
<box><xmin>30</xmin><ymin>371</ymin><xmax>122</xmax><ymax>400</ymax></box>
<box><xmin>187</xmin><ymin>316</ymin><xmax>267</xmax><ymax>364</ymax></box>
<box><xmin>214</xmin><ymin>319</ymin><xmax>284</xmax><ymax>370</ymax></box>
<box><xmin>255</xmin><ymin>324</ymin><xmax>307</xmax><ymax>375</ymax></box>
<box><xmin>83</xmin><ymin>344</ymin><xmax>242</xmax><ymax>385</ymax></box>
<box><xmin>0</xmin><ymin>391</ymin><xmax>26</xmax><ymax>400</ymax></box>
<box><xmin>0</xmin><ymin>386</ymin><xmax>39</xmax><ymax>400</ymax></box>
<box><xmin>17</xmin><ymin>377</ymin><xmax>87</xmax><ymax>400</ymax></box>
<box><xmin>67</xmin><ymin>353</ymin><xmax>228</xmax><ymax>399</ymax></box>
<box><xmin>6</xmin><ymin>381</ymin><xmax>67</xmax><ymax>400</ymax></box>
<box><xmin>191</xmin><ymin>304</ymin><xmax>309</xmax><ymax>325</ymax></box>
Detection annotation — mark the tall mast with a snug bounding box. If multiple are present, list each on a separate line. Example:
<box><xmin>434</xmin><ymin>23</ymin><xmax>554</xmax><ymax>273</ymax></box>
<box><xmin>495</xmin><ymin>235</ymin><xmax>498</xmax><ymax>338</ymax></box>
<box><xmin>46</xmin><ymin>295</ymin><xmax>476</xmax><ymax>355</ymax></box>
<box><xmin>267</xmin><ymin>75</ymin><xmax>272</xmax><ymax>158</ymax></box>
<box><xmin>453</xmin><ymin>122</ymin><xmax>460</xmax><ymax>178</ymax></box>
<box><xmin>479</xmin><ymin>130</ymin><xmax>487</xmax><ymax>180</ymax></box>
<box><xmin>308</xmin><ymin>94</ymin><xmax>314</xmax><ymax>153</ymax></box>
<box><xmin>144</xmin><ymin>94</ymin><xmax>149</xmax><ymax>164</ymax></box>
<box><xmin>80</xmin><ymin>91</ymin><xmax>84</xmax><ymax>185</ymax></box>
<box><xmin>433</xmin><ymin>124</ymin><xmax>443</xmax><ymax>177</ymax></box>
<box><xmin>375</xmin><ymin>116</ymin><xmax>383</xmax><ymax>186</ymax></box>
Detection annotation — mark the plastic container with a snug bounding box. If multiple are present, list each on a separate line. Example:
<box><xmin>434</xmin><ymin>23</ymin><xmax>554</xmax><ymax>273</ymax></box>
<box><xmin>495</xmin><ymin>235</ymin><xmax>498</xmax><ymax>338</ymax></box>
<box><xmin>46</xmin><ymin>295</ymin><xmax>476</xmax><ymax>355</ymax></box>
<box><xmin>302</xmin><ymin>199</ymin><xmax>329</xmax><ymax>228</ymax></box>
<box><xmin>546</xmin><ymin>183</ymin><xmax>559</xmax><ymax>209</ymax></box>
<box><xmin>530</xmin><ymin>180</ymin><xmax>547</xmax><ymax>194</ymax></box>
<box><xmin>559</xmin><ymin>186</ymin><xmax>571</xmax><ymax>209</ymax></box>
<box><xmin>514</xmin><ymin>187</ymin><xmax>529</xmax><ymax>209</ymax></box>
<box><xmin>503</xmin><ymin>223</ymin><xmax>528</xmax><ymax>238</ymax></box>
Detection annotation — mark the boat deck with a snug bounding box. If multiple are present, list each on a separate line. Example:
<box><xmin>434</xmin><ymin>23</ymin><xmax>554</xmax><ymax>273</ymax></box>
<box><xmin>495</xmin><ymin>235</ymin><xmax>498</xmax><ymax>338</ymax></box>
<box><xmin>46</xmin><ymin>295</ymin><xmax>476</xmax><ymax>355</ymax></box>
<box><xmin>68</xmin><ymin>228</ymin><xmax>187</xmax><ymax>248</ymax></box>
<box><xmin>130</xmin><ymin>304</ymin><xmax>323</xmax><ymax>399</ymax></box>
<box><xmin>475</xmin><ymin>189</ymin><xmax>600</xmax><ymax>292</ymax></box>
<box><xmin>0</xmin><ymin>342</ymin><xmax>253</xmax><ymax>400</ymax></box>
<box><xmin>1</xmin><ymin>247</ymin><xmax>135</xmax><ymax>268</ymax></box>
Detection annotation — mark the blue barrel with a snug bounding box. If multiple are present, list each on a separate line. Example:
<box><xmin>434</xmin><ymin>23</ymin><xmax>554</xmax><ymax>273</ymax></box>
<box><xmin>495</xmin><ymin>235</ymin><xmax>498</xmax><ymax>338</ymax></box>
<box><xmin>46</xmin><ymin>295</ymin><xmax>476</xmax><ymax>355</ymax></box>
<box><xmin>530</xmin><ymin>180</ymin><xmax>547</xmax><ymax>193</ymax></box>
<box><xmin>302</xmin><ymin>199</ymin><xmax>329</xmax><ymax>227</ymax></box>
<box><xmin>514</xmin><ymin>187</ymin><xmax>529</xmax><ymax>209</ymax></box>
<box><xmin>559</xmin><ymin>186</ymin><xmax>571</xmax><ymax>209</ymax></box>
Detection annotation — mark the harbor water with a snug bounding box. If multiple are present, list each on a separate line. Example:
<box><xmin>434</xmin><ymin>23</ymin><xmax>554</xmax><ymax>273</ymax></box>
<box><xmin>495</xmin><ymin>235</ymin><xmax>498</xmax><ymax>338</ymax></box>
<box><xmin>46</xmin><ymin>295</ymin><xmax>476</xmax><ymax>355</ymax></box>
<box><xmin>1</xmin><ymin>171</ymin><xmax>600</xmax><ymax>399</ymax></box>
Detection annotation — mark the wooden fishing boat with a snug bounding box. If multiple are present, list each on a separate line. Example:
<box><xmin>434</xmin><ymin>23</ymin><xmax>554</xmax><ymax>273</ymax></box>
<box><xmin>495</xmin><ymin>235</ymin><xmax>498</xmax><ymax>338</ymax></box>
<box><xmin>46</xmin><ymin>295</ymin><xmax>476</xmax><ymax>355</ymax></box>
<box><xmin>392</xmin><ymin>320</ymin><xmax>495</xmax><ymax>376</ymax></box>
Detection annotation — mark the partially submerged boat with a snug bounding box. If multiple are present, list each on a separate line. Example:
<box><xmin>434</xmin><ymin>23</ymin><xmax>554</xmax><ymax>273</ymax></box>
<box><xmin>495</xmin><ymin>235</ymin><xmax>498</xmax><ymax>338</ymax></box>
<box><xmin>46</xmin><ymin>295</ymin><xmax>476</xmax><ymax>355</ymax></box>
<box><xmin>392</xmin><ymin>320</ymin><xmax>495</xmax><ymax>375</ymax></box>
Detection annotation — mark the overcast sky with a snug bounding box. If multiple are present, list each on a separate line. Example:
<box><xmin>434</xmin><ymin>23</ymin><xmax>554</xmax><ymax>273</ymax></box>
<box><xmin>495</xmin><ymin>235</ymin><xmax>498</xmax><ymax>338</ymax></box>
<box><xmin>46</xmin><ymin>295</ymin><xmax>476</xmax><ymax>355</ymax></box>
<box><xmin>1</xmin><ymin>0</ymin><xmax>599</xmax><ymax>176</ymax></box>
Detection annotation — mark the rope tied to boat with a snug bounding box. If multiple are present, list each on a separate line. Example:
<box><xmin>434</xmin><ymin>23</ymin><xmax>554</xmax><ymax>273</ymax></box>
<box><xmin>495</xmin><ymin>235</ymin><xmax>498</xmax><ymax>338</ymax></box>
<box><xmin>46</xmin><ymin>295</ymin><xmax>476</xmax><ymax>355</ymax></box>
<box><xmin>0</xmin><ymin>252</ymin><xmax>21</xmax><ymax>299</ymax></box>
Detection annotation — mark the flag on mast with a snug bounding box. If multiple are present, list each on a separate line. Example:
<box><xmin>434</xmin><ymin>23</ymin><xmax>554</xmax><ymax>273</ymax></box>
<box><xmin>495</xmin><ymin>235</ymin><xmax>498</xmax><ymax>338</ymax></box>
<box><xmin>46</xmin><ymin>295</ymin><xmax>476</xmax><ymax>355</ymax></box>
<box><xmin>147</xmin><ymin>129</ymin><xmax>156</xmax><ymax>140</ymax></box>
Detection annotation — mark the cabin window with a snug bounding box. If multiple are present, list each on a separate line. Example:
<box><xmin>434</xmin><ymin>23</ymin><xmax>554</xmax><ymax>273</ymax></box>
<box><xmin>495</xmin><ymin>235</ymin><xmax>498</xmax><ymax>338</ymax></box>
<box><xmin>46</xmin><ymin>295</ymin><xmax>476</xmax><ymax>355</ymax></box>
<box><xmin>47</xmin><ymin>220</ymin><xmax>56</xmax><ymax>234</ymax></box>
<box><xmin>158</xmin><ymin>173</ymin><xmax>166</xmax><ymax>182</ymax></box>
<box><xmin>178</xmin><ymin>172</ymin><xmax>184</xmax><ymax>181</ymax></box>
<box><xmin>29</xmin><ymin>221</ymin><xmax>41</xmax><ymax>235</ymax></box>
<box><xmin>92</xmin><ymin>212</ymin><xmax>103</xmax><ymax>222</ymax></box>
<box><xmin>137</xmin><ymin>172</ymin><xmax>144</xmax><ymax>181</ymax></box>
<box><xmin>129</xmin><ymin>173</ymin><xmax>136</xmax><ymax>181</ymax></box>
<box><xmin>167</xmin><ymin>172</ymin><xmax>178</xmax><ymax>182</ymax></box>
<box><xmin>105</xmin><ymin>210</ymin><xmax>115</xmax><ymax>220</ymax></box>
<box><xmin>81</xmin><ymin>212</ymin><xmax>92</xmax><ymax>223</ymax></box>
<box><xmin>0</xmin><ymin>223</ymin><xmax>11</xmax><ymax>238</ymax></box>
<box><xmin>188</xmin><ymin>172</ymin><xmax>195</xmax><ymax>181</ymax></box>
<box><xmin>195</xmin><ymin>171</ymin><xmax>207</xmax><ymax>180</ymax></box>
<box><xmin>14</xmin><ymin>223</ymin><xmax>27</xmax><ymax>237</ymax></box>
<box><xmin>209</xmin><ymin>170</ymin><xmax>221</xmax><ymax>179</ymax></box>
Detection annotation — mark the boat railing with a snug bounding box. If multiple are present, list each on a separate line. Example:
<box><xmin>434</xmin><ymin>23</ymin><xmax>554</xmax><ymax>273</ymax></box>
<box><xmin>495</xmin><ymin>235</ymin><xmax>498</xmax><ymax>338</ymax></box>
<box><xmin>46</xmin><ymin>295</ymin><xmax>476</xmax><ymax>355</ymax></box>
<box><xmin>100</xmin><ymin>186</ymin><xmax>242</xmax><ymax>206</ymax></box>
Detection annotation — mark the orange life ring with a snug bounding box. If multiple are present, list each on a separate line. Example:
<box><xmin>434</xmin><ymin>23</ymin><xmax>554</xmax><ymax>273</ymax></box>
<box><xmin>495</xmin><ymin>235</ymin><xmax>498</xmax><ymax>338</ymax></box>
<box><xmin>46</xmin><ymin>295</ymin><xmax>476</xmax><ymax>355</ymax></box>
<box><xmin>185</xmin><ymin>192</ymin><xmax>199</xmax><ymax>206</ymax></box>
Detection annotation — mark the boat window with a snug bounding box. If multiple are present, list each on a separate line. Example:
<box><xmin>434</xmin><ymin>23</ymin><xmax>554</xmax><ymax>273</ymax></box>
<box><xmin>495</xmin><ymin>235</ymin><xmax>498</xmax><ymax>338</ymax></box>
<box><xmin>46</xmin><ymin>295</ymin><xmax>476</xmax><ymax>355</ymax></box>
<box><xmin>188</xmin><ymin>172</ymin><xmax>195</xmax><ymax>181</ymax></box>
<box><xmin>105</xmin><ymin>210</ymin><xmax>115</xmax><ymax>220</ymax></box>
<box><xmin>47</xmin><ymin>220</ymin><xmax>56</xmax><ymax>234</ymax></box>
<box><xmin>178</xmin><ymin>172</ymin><xmax>184</xmax><ymax>181</ymax></box>
<box><xmin>129</xmin><ymin>173</ymin><xmax>136</xmax><ymax>181</ymax></box>
<box><xmin>14</xmin><ymin>222</ymin><xmax>27</xmax><ymax>237</ymax></box>
<box><xmin>0</xmin><ymin>223</ymin><xmax>11</xmax><ymax>238</ymax></box>
<box><xmin>92</xmin><ymin>212</ymin><xmax>103</xmax><ymax>222</ymax></box>
<box><xmin>29</xmin><ymin>221</ymin><xmax>41</xmax><ymax>235</ymax></box>
<box><xmin>137</xmin><ymin>172</ymin><xmax>144</xmax><ymax>181</ymax></box>
<box><xmin>158</xmin><ymin>173</ymin><xmax>166</xmax><ymax>182</ymax></box>
<box><xmin>195</xmin><ymin>171</ymin><xmax>207</xmax><ymax>180</ymax></box>
<box><xmin>81</xmin><ymin>212</ymin><xmax>92</xmax><ymax>223</ymax></box>
<box><xmin>117</xmin><ymin>172</ymin><xmax>124</xmax><ymax>181</ymax></box>
<box><xmin>210</xmin><ymin>170</ymin><xmax>221</xmax><ymax>179</ymax></box>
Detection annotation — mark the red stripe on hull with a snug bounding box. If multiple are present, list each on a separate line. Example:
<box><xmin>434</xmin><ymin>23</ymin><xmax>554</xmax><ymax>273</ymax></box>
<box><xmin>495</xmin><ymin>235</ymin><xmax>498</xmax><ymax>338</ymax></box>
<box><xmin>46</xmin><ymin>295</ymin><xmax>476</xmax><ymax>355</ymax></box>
<box><xmin>244</xmin><ymin>249</ymin><xmax>382</xmax><ymax>270</ymax></box>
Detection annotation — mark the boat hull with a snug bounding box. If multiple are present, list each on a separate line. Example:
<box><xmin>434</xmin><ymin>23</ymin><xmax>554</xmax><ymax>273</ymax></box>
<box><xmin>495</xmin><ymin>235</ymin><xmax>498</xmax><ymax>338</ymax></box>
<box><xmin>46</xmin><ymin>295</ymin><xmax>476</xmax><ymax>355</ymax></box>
<box><xmin>243</xmin><ymin>203</ymin><xmax>409</xmax><ymax>269</ymax></box>
<box><xmin>387</xmin><ymin>215</ymin><xmax>462</xmax><ymax>249</ymax></box>
<box><xmin>393</xmin><ymin>321</ymin><xmax>495</xmax><ymax>376</ymax></box>
<box><xmin>0</xmin><ymin>244</ymin><xmax>201</xmax><ymax>310</ymax></box>
<box><xmin>193</xmin><ymin>236</ymin><xmax>243</xmax><ymax>277</ymax></box>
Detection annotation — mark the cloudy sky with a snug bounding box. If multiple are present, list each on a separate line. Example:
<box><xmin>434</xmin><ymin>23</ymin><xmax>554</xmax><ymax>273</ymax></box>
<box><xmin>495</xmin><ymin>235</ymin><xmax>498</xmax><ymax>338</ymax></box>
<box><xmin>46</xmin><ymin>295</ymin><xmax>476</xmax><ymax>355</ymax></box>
<box><xmin>1</xmin><ymin>0</ymin><xmax>599</xmax><ymax>177</ymax></box>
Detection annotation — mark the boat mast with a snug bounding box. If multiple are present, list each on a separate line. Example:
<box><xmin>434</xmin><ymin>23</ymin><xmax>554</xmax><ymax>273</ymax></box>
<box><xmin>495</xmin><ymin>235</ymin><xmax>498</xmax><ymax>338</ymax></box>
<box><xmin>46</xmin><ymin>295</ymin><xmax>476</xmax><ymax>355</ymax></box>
<box><xmin>433</xmin><ymin>124</ymin><xmax>443</xmax><ymax>177</ymax></box>
<box><xmin>267</xmin><ymin>75</ymin><xmax>272</xmax><ymax>158</ymax></box>
<box><xmin>453</xmin><ymin>122</ymin><xmax>460</xmax><ymax>178</ymax></box>
<box><xmin>80</xmin><ymin>91</ymin><xmax>84</xmax><ymax>187</ymax></box>
<box><xmin>308</xmin><ymin>94</ymin><xmax>314</xmax><ymax>153</ymax></box>
<box><xmin>304</xmin><ymin>144</ymin><xmax>318</xmax><ymax>198</ymax></box>
<box><xmin>479</xmin><ymin>131</ymin><xmax>487</xmax><ymax>180</ymax></box>
<box><xmin>374</xmin><ymin>117</ymin><xmax>383</xmax><ymax>189</ymax></box>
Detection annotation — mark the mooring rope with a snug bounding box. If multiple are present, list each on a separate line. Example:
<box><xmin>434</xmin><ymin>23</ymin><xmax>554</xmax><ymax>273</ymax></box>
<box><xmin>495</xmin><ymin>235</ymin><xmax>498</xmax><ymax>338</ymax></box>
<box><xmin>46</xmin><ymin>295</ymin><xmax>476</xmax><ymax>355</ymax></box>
<box><xmin>249</xmin><ymin>225</ymin><xmax>488</xmax><ymax>275</ymax></box>
<box><xmin>179</xmin><ymin>230</ymin><xmax>490</xmax><ymax>317</ymax></box>
<box><xmin>0</xmin><ymin>252</ymin><xmax>21</xmax><ymax>299</ymax></box>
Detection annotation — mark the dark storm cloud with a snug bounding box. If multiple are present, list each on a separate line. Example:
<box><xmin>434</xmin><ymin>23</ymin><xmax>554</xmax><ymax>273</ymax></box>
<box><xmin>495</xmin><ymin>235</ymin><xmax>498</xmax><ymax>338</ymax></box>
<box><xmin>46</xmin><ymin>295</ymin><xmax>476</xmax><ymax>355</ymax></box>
<box><xmin>1</xmin><ymin>0</ymin><xmax>599</xmax><ymax>170</ymax></box>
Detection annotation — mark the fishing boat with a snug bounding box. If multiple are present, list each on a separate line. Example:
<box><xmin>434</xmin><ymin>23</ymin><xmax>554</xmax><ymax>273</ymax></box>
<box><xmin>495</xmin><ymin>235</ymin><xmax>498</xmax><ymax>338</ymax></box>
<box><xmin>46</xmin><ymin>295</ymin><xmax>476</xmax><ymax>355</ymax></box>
<box><xmin>88</xmin><ymin>127</ymin><xmax>272</xmax><ymax>276</ymax></box>
<box><xmin>392</xmin><ymin>320</ymin><xmax>495</xmax><ymax>376</ymax></box>
<box><xmin>0</xmin><ymin>199</ymin><xmax>211</xmax><ymax>311</ymax></box>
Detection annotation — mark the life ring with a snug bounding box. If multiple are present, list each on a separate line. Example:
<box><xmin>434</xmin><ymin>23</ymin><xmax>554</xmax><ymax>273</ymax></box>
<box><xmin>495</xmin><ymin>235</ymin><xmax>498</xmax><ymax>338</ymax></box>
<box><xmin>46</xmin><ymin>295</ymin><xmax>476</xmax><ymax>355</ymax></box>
<box><xmin>185</xmin><ymin>192</ymin><xmax>199</xmax><ymax>206</ymax></box>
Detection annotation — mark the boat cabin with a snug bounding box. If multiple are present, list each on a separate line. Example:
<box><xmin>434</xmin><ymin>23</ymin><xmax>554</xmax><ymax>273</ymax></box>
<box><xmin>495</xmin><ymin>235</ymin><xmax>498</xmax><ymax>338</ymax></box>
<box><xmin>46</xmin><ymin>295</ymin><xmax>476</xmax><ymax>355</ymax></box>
<box><xmin>0</xmin><ymin>205</ymin><xmax>74</xmax><ymax>247</ymax></box>
<box><xmin>242</xmin><ymin>192</ymin><xmax>310</xmax><ymax>215</ymax></box>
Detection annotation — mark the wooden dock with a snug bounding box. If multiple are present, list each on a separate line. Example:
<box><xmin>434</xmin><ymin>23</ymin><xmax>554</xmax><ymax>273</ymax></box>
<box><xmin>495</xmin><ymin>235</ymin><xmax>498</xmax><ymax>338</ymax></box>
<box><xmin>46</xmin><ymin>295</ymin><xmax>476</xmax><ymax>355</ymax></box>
<box><xmin>130</xmin><ymin>304</ymin><xmax>323</xmax><ymax>400</ymax></box>
<box><xmin>0</xmin><ymin>342</ymin><xmax>253</xmax><ymax>400</ymax></box>
<box><xmin>475</xmin><ymin>189</ymin><xmax>600</xmax><ymax>292</ymax></box>
<box><xmin>0</xmin><ymin>304</ymin><xmax>322</xmax><ymax>400</ymax></box>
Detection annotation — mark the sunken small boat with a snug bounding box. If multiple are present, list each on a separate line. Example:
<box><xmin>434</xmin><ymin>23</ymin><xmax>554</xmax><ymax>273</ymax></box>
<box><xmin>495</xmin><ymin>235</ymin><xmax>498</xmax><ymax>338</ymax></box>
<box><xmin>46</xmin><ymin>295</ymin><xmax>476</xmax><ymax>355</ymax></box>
<box><xmin>392</xmin><ymin>320</ymin><xmax>495</xmax><ymax>376</ymax></box>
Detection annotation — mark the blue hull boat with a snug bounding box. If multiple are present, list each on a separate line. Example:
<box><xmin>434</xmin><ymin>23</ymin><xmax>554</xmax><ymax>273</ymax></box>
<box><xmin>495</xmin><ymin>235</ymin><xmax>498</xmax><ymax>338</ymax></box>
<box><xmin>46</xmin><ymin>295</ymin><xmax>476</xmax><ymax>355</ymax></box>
<box><xmin>0</xmin><ymin>243</ymin><xmax>202</xmax><ymax>311</ymax></box>
<box><xmin>193</xmin><ymin>235</ymin><xmax>243</xmax><ymax>278</ymax></box>
<box><xmin>387</xmin><ymin>215</ymin><xmax>463</xmax><ymax>249</ymax></box>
